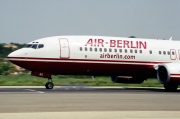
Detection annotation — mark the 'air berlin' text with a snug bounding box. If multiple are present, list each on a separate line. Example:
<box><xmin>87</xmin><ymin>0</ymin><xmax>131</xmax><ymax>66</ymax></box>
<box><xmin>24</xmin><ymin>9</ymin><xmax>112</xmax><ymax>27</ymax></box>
<box><xmin>85</xmin><ymin>39</ymin><xmax>147</xmax><ymax>49</ymax></box>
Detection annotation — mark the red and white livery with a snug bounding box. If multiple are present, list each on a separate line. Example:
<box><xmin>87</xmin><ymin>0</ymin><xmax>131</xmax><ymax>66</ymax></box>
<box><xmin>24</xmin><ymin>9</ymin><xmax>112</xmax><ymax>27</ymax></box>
<box><xmin>7</xmin><ymin>36</ymin><xmax>180</xmax><ymax>91</ymax></box>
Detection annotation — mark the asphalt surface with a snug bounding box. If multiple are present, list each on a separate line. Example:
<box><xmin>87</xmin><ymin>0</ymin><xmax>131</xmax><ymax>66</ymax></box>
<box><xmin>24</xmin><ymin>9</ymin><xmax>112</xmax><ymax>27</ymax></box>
<box><xmin>0</xmin><ymin>86</ymin><xmax>180</xmax><ymax>119</ymax></box>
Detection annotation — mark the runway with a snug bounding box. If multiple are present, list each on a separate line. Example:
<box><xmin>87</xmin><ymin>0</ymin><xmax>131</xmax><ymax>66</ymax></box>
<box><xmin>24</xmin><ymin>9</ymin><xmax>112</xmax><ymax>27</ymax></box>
<box><xmin>0</xmin><ymin>86</ymin><xmax>180</xmax><ymax>119</ymax></box>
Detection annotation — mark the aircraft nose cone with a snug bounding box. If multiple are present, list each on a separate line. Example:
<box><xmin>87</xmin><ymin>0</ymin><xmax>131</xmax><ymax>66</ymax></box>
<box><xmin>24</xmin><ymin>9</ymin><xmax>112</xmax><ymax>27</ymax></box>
<box><xmin>7</xmin><ymin>51</ymin><xmax>16</xmax><ymax>58</ymax></box>
<box><xmin>7</xmin><ymin>52</ymin><xmax>14</xmax><ymax>58</ymax></box>
<box><xmin>7</xmin><ymin>49</ymin><xmax>22</xmax><ymax>58</ymax></box>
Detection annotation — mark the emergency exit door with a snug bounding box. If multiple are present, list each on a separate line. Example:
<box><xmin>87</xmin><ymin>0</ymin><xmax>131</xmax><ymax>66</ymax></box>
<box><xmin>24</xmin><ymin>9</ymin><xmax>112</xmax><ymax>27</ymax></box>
<box><xmin>59</xmin><ymin>38</ymin><xmax>70</xmax><ymax>58</ymax></box>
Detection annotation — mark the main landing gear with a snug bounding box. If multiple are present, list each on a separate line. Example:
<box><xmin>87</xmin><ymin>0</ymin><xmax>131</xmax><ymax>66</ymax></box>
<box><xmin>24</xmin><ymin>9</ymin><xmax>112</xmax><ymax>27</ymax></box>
<box><xmin>45</xmin><ymin>78</ymin><xmax>54</xmax><ymax>89</ymax></box>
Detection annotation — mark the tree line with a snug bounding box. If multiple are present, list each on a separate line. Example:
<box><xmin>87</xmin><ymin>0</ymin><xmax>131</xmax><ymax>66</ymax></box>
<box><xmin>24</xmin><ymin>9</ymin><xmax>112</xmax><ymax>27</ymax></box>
<box><xmin>0</xmin><ymin>43</ymin><xmax>25</xmax><ymax>58</ymax></box>
<box><xmin>0</xmin><ymin>43</ymin><xmax>25</xmax><ymax>75</ymax></box>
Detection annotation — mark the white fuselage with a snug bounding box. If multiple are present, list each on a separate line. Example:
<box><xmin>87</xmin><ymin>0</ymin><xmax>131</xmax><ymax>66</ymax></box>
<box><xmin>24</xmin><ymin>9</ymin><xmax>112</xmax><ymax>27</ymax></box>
<box><xmin>7</xmin><ymin>36</ymin><xmax>180</xmax><ymax>83</ymax></box>
<box><xmin>8</xmin><ymin>36</ymin><xmax>180</xmax><ymax>61</ymax></box>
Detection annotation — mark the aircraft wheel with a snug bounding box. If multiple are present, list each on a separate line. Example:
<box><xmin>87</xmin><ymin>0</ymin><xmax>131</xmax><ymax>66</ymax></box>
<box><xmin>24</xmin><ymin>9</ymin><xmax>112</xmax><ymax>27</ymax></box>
<box><xmin>164</xmin><ymin>83</ymin><xmax>178</xmax><ymax>92</ymax></box>
<box><xmin>45</xmin><ymin>82</ymin><xmax>54</xmax><ymax>89</ymax></box>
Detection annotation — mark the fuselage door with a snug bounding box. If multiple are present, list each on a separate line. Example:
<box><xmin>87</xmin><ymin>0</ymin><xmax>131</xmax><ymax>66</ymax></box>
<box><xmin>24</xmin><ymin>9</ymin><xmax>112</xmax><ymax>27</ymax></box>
<box><xmin>170</xmin><ymin>49</ymin><xmax>177</xmax><ymax>60</ymax></box>
<box><xmin>59</xmin><ymin>38</ymin><xmax>70</xmax><ymax>58</ymax></box>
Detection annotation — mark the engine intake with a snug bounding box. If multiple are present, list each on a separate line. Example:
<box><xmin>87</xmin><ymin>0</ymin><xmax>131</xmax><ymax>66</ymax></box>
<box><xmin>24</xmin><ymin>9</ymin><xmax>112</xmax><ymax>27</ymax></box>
<box><xmin>157</xmin><ymin>63</ymin><xmax>180</xmax><ymax>84</ymax></box>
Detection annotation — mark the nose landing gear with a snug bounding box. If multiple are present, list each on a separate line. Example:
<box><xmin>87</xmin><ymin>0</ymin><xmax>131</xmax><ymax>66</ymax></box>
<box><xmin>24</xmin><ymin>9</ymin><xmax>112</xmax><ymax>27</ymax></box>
<box><xmin>31</xmin><ymin>71</ymin><xmax>54</xmax><ymax>89</ymax></box>
<box><xmin>45</xmin><ymin>78</ymin><xmax>54</xmax><ymax>89</ymax></box>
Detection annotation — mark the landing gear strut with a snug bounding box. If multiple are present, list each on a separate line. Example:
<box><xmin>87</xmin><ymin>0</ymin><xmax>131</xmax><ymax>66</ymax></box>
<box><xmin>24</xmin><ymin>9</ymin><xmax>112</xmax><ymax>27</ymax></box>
<box><xmin>164</xmin><ymin>83</ymin><xmax>178</xmax><ymax>92</ymax></box>
<box><xmin>45</xmin><ymin>78</ymin><xmax>54</xmax><ymax>89</ymax></box>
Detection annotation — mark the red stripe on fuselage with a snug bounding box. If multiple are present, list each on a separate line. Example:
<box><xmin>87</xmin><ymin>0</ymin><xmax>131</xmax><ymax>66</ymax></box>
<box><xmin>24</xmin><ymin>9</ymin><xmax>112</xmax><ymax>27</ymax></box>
<box><xmin>7</xmin><ymin>57</ymin><xmax>159</xmax><ymax>77</ymax></box>
<box><xmin>7</xmin><ymin>56</ymin><xmax>168</xmax><ymax>64</ymax></box>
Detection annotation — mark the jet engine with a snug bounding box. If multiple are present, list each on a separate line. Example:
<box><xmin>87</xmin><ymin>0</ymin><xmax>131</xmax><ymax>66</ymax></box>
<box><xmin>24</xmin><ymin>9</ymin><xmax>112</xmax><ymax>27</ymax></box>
<box><xmin>110</xmin><ymin>76</ymin><xmax>145</xmax><ymax>84</ymax></box>
<box><xmin>157</xmin><ymin>63</ymin><xmax>180</xmax><ymax>84</ymax></box>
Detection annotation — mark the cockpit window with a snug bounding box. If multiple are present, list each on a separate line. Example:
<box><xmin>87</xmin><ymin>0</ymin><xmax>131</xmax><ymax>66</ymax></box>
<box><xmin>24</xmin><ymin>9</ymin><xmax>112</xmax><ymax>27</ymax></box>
<box><xmin>38</xmin><ymin>44</ymin><xmax>44</xmax><ymax>48</ymax></box>
<box><xmin>24</xmin><ymin>43</ymin><xmax>44</xmax><ymax>49</ymax></box>
<box><xmin>24</xmin><ymin>44</ymin><xmax>33</xmax><ymax>48</ymax></box>
<box><xmin>31</xmin><ymin>44</ymin><xmax>38</xmax><ymax>49</ymax></box>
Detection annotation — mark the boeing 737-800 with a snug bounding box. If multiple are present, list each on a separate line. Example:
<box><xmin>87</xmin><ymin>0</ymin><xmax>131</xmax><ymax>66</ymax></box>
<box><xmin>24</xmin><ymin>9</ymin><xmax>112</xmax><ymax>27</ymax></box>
<box><xmin>7</xmin><ymin>36</ymin><xmax>180</xmax><ymax>91</ymax></box>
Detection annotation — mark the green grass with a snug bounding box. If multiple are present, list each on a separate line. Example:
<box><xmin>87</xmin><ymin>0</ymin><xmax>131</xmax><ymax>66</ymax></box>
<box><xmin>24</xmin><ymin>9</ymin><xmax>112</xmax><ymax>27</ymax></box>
<box><xmin>0</xmin><ymin>74</ymin><xmax>163</xmax><ymax>87</ymax></box>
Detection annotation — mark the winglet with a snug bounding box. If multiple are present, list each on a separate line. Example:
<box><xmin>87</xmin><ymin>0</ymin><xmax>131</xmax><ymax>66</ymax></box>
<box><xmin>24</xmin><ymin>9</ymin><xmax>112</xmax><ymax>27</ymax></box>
<box><xmin>169</xmin><ymin>37</ymin><xmax>172</xmax><ymax>41</ymax></box>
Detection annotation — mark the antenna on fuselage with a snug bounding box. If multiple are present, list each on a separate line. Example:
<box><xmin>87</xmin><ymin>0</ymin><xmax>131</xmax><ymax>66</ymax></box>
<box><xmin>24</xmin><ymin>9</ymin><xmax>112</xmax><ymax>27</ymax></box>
<box><xmin>169</xmin><ymin>37</ymin><xmax>172</xmax><ymax>41</ymax></box>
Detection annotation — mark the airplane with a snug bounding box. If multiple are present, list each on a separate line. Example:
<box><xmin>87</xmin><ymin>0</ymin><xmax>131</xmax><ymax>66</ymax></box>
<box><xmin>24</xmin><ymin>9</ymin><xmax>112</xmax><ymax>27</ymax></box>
<box><xmin>7</xmin><ymin>35</ymin><xmax>180</xmax><ymax>91</ymax></box>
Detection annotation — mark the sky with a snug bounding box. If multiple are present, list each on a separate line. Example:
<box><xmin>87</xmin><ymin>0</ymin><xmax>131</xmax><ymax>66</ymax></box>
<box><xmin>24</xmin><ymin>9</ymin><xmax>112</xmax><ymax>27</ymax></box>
<box><xmin>0</xmin><ymin>0</ymin><xmax>180</xmax><ymax>43</ymax></box>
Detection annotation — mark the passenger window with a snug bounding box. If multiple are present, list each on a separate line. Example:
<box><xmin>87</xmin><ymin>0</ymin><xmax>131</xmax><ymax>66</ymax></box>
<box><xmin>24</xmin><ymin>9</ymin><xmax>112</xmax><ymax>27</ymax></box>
<box><xmin>114</xmin><ymin>49</ymin><xmax>117</xmax><ymax>52</ymax></box>
<box><xmin>159</xmin><ymin>51</ymin><xmax>161</xmax><ymax>55</ymax></box>
<box><xmin>139</xmin><ymin>50</ymin><xmax>142</xmax><ymax>53</ymax></box>
<box><xmin>104</xmin><ymin>48</ymin><xmax>107</xmax><ymax>52</ymax></box>
<box><xmin>90</xmin><ymin>47</ymin><xmax>92</xmax><ymax>51</ymax></box>
<box><xmin>94</xmin><ymin>48</ymin><xmax>97</xmax><ymax>52</ymax></box>
<box><xmin>38</xmin><ymin>44</ymin><xmax>44</xmax><ymax>49</ymax></box>
<box><xmin>130</xmin><ymin>49</ymin><xmax>133</xmax><ymax>53</ymax></box>
<box><xmin>99</xmin><ymin>48</ymin><xmax>102</xmax><ymax>52</ymax></box>
<box><xmin>85</xmin><ymin>47</ymin><xmax>87</xmax><ymax>51</ymax></box>
<box><xmin>80</xmin><ymin>47</ymin><xmax>82</xmax><ymax>51</ymax></box>
<box><xmin>149</xmin><ymin>50</ymin><xmax>152</xmax><ymax>54</ymax></box>
<box><xmin>119</xmin><ymin>49</ymin><xmax>122</xmax><ymax>53</ymax></box>
<box><xmin>135</xmin><ymin>50</ymin><xmax>137</xmax><ymax>53</ymax></box>
<box><xmin>31</xmin><ymin>44</ymin><xmax>38</xmax><ymax>49</ymax></box>
<box><xmin>125</xmin><ymin>49</ymin><xmax>127</xmax><ymax>53</ymax></box>
<box><xmin>172</xmin><ymin>52</ymin><xmax>175</xmax><ymax>55</ymax></box>
<box><xmin>163</xmin><ymin>51</ymin><xmax>166</xmax><ymax>55</ymax></box>
<box><xmin>109</xmin><ymin>48</ymin><xmax>112</xmax><ymax>52</ymax></box>
<box><xmin>167</xmin><ymin>51</ymin><xmax>170</xmax><ymax>55</ymax></box>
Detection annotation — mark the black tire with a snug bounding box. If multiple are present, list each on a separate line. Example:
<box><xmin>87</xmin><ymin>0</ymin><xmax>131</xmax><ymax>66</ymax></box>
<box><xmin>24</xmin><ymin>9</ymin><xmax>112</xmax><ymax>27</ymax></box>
<box><xmin>164</xmin><ymin>83</ymin><xmax>178</xmax><ymax>92</ymax></box>
<box><xmin>45</xmin><ymin>82</ymin><xmax>54</xmax><ymax>89</ymax></box>
<box><xmin>45</xmin><ymin>82</ymin><xmax>49</xmax><ymax>89</ymax></box>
